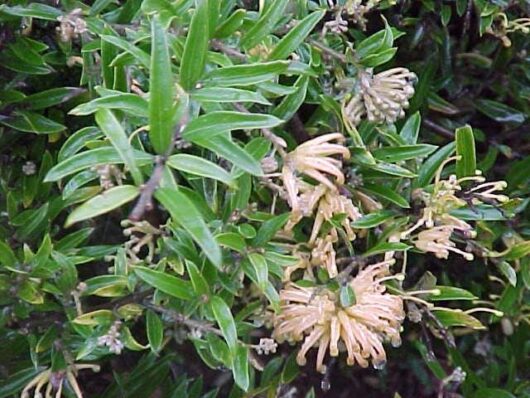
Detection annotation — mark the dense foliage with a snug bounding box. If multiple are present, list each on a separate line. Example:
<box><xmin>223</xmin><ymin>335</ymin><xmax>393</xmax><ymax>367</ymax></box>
<box><xmin>1</xmin><ymin>0</ymin><xmax>529</xmax><ymax>397</ymax></box>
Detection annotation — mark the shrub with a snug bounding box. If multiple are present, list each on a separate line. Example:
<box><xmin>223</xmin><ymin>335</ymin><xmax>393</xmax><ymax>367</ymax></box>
<box><xmin>0</xmin><ymin>1</ymin><xmax>529</xmax><ymax>397</ymax></box>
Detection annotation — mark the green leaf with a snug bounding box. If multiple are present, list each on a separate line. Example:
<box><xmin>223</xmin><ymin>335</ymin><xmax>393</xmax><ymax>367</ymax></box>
<box><xmin>134</xmin><ymin>266</ymin><xmax>194</xmax><ymax>300</ymax></box>
<box><xmin>356</xmin><ymin>21</ymin><xmax>395</xmax><ymax>59</ymax></box>
<box><xmin>191</xmin><ymin>87</ymin><xmax>271</xmax><ymax>105</ymax></box>
<box><xmin>339</xmin><ymin>285</ymin><xmax>356</xmax><ymax>307</ymax></box>
<box><xmin>70</xmin><ymin>94</ymin><xmax>148</xmax><ymax>117</ymax></box>
<box><xmin>185</xmin><ymin>260</ymin><xmax>210</xmax><ymax>295</ymax></box>
<box><xmin>167</xmin><ymin>154</ymin><xmax>234</xmax><ymax>186</ymax></box>
<box><xmin>146</xmin><ymin>310</ymin><xmax>164</xmax><ymax>353</ymax></box>
<box><xmin>497</xmin><ymin>261</ymin><xmax>517</xmax><ymax>287</ymax></box>
<box><xmin>192</xmin><ymin>134</ymin><xmax>263</xmax><ymax>176</ymax></box>
<box><xmin>432</xmin><ymin>308</ymin><xmax>485</xmax><ymax>330</ymax></box>
<box><xmin>232</xmin><ymin>345</ymin><xmax>250</xmax><ymax>391</ymax></box>
<box><xmin>214</xmin><ymin>9</ymin><xmax>246</xmax><ymax>38</ymax></box>
<box><xmin>455</xmin><ymin>125</ymin><xmax>476</xmax><ymax>178</ymax></box>
<box><xmin>155</xmin><ymin>188</ymin><xmax>222</xmax><ymax>267</ymax></box>
<box><xmin>370</xmin><ymin>162</ymin><xmax>417</xmax><ymax>178</ymax></box>
<box><xmin>149</xmin><ymin>16</ymin><xmax>176</xmax><ymax>153</ymax></box>
<box><xmin>364</xmin><ymin>242</ymin><xmax>411</xmax><ymax>257</ymax></box>
<box><xmin>58</xmin><ymin>127</ymin><xmax>102</xmax><ymax>162</ymax></box>
<box><xmin>73</xmin><ymin>309</ymin><xmax>114</xmax><ymax>325</ymax></box>
<box><xmin>183</xmin><ymin>111</ymin><xmax>283</xmax><ymax>142</ymax></box>
<box><xmin>96</xmin><ymin>109</ymin><xmax>144</xmax><ymax>185</ymax></box>
<box><xmin>18</xmin><ymin>87</ymin><xmax>85</xmax><ymax>110</ymax></box>
<box><xmin>100</xmin><ymin>35</ymin><xmax>150</xmax><ymax>68</ymax></box>
<box><xmin>450</xmin><ymin>205</ymin><xmax>508</xmax><ymax>221</ymax></box>
<box><xmin>0</xmin><ymin>367</ymin><xmax>45</xmax><ymax>398</ymax></box>
<box><xmin>425</xmin><ymin>286</ymin><xmax>478</xmax><ymax>301</ymax></box>
<box><xmin>415</xmin><ymin>142</ymin><xmax>456</xmax><ymax>187</ymax></box>
<box><xmin>83</xmin><ymin>275</ymin><xmax>128</xmax><ymax>297</ymax></box>
<box><xmin>252</xmin><ymin>213</ymin><xmax>289</xmax><ymax>247</ymax></box>
<box><xmin>46</xmin><ymin>147</ymin><xmax>153</xmax><ymax>182</ymax></box>
<box><xmin>248</xmin><ymin>253</ymin><xmax>268</xmax><ymax>290</ymax></box>
<box><xmin>216</xmin><ymin>232</ymin><xmax>246</xmax><ymax>253</ymax></box>
<box><xmin>0</xmin><ymin>111</ymin><xmax>65</xmax><ymax>134</ymax></box>
<box><xmin>504</xmin><ymin>241</ymin><xmax>530</xmax><ymax>261</ymax></box>
<box><xmin>268</xmin><ymin>10</ymin><xmax>325</xmax><ymax>60</ymax></box>
<box><xmin>475</xmin><ymin>99</ymin><xmax>526</xmax><ymax>125</ymax></box>
<box><xmin>209</xmin><ymin>296</ymin><xmax>238</xmax><ymax>352</ymax></box>
<box><xmin>361</xmin><ymin>47</ymin><xmax>398</xmax><ymax>67</ymax></box>
<box><xmin>351</xmin><ymin>210</ymin><xmax>394</xmax><ymax>229</ymax></box>
<box><xmin>0</xmin><ymin>3</ymin><xmax>62</xmax><ymax>20</ymax></box>
<box><xmin>360</xmin><ymin>183</ymin><xmax>410</xmax><ymax>208</ymax></box>
<box><xmin>180</xmin><ymin>0</ymin><xmax>209</xmax><ymax>90</ymax></box>
<box><xmin>0</xmin><ymin>241</ymin><xmax>17</xmax><ymax>267</ymax></box>
<box><xmin>241</xmin><ymin>0</ymin><xmax>289</xmax><ymax>48</ymax></box>
<box><xmin>272</xmin><ymin>74</ymin><xmax>309</xmax><ymax>121</ymax></box>
<box><xmin>373</xmin><ymin>144</ymin><xmax>437</xmax><ymax>163</ymax></box>
<box><xmin>202</xmin><ymin>61</ymin><xmax>289</xmax><ymax>87</ymax></box>
<box><xmin>399</xmin><ymin>111</ymin><xmax>421</xmax><ymax>144</ymax></box>
<box><xmin>65</xmin><ymin>185</ymin><xmax>140</xmax><ymax>227</ymax></box>
<box><xmin>472</xmin><ymin>389</ymin><xmax>516</xmax><ymax>398</ymax></box>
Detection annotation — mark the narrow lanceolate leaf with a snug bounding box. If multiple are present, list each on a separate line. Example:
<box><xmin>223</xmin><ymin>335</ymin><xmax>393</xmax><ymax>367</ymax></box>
<box><xmin>65</xmin><ymin>185</ymin><xmax>139</xmax><ymax>227</ymax></box>
<box><xmin>180</xmin><ymin>0</ymin><xmax>209</xmax><ymax>90</ymax></box>
<box><xmin>248</xmin><ymin>253</ymin><xmax>268</xmax><ymax>290</ymax></box>
<box><xmin>360</xmin><ymin>183</ymin><xmax>410</xmax><ymax>208</ymax></box>
<box><xmin>95</xmin><ymin>109</ymin><xmax>144</xmax><ymax>185</ymax></box>
<box><xmin>241</xmin><ymin>0</ymin><xmax>289</xmax><ymax>48</ymax></box>
<box><xmin>149</xmin><ymin>16</ymin><xmax>175</xmax><ymax>154</ymax></box>
<box><xmin>134</xmin><ymin>266</ymin><xmax>194</xmax><ymax>300</ymax></box>
<box><xmin>232</xmin><ymin>345</ymin><xmax>250</xmax><ymax>391</ymax></box>
<box><xmin>455</xmin><ymin>125</ymin><xmax>476</xmax><ymax>178</ymax></box>
<box><xmin>146</xmin><ymin>310</ymin><xmax>164</xmax><ymax>353</ymax></box>
<box><xmin>193</xmin><ymin>134</ymin><xmax>263</xmax><ymax>176</ymax></box>
<box><xmin>209</xmin><ymin>296</ymin><xmax>238</xmax><ymax>352</ymax></box>
<box><xmin>167</xmin><ymin>154</ymin><xmax>234</xmax><ymax>186</ymax></box>
<box><xmin>202</xmin><ymin>61</ymin><xmax>289</xmax><ymax>87</ymax></box>
<box><xmin>155</xmin><ymin>188</ymin><xmax>222</xmax><ymax>267</ymax></box>
<box><xmin>372</xmin><ymin>144</ymin><xmax>437</xmax><ymax>163</ymax></box>
<box><xmin>70</xmin><ymin>94</ymin><xmax>148</xmax><ymax>117</ymax></box>
<box><xmin>18</xmin><ymin>87</ymin><xmax>85</xmax><ymax>110</ymax></box>
<box><xmin>268</xmin><ymin>10</ymin><xmax>325</xmax><ymax>60</ymax></box>
<box><xmin>191</xmin><ymin>87</ymin><xmax>271</xmax><ymax>105</ymax></box>
<box><xmin>399</xmin><ymin>112</ymin><xmax>421</xmax><ymax>144</ymax></box>
<box><xmin>0</xmin><ymin>111</ymin><xmax>65</xmax><ymax>134</ymax></box>
<box><xmin>415</xmin><ymin>142</ymin><xmax>456</xmax><ymax>188</ymax></box>
<box><xmin>182</xmin><ymin>111</ymin><xmax>283</xmax><ymax>141</ymax></box>
<box><xmin>273</xmin><ymin>75</ymin><xmax>308</xmax><ymax>121</ymax></box>
<box><xmin>100</xmin><ymin>35</ymin><xmax>150</xmax><ymax>68</ymax></box>
<box><xmin>46</xmin><ymin>147</ymin><xmax>153</xmax><ymax>182</ymax></box>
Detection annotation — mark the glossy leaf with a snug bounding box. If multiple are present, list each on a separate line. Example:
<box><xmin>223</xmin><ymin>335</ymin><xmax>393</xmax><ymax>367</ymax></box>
<box><xmin>65</xmin><ymin>185</ymin><xmax>139</xmax><ymax>227</ymax></box>
<box><xmin>209</xmin><ymin>296</ymin><xmax>238</xmax><ymax>352</ymax></box>
<box><xmin>191</xmin><ymin>87</ymin><xmax>270</xmax><ymax>104</ymax></box>
<box><xmin>455</xmin><ymin>125</ymin><xmax>476</xmax><ymax>178</ymax></box>
<box><xmin>268</xmin><ymin>10</ymin><xmax>325</xmax><ymax>60</ymax></box>
<box><xmin>70</xmin><ymin>94</ymin><xmax>148</xmax><ymax>117</ymax></box>
<box><xmin>155</xmin><ymin>188</ymin><xmax>222</xmax><ymax>267</ymax></box>
<box><xmin>146</xmin><ymin>310</ymin><xmax>164</xmax><ymax>353</ymax></box>
<box><xmin>167</xmin><ymin>154</ymin><xmax>234</xmax><ymax>186</ymax></box>
<box><xmin>202</xmin><ymin>61</ymin><xmax>289</xmax><ymax>87</ymax></box>
<box><xmin>134</xmin><ymin>266</ymin><xmax>194</xmax><ymax>300</ymax></box>
<box><xmin>149</xmin><ymin>16</ymin><xmax>175</xmax><ymax>153</ymax></box>
<box><xmin>183</xmin><ymin>111</ymin><xmax>282</xmax><ymax>142</ymax></box>
<box><xmin>46</xmin><ymin>147</ymin><xmax>153</xmax><ymax>182</ymax></box>
<box><xmin>241</xmin><ymin>0</ymin><xmax>289</xmax><ymax>48</ymax></box>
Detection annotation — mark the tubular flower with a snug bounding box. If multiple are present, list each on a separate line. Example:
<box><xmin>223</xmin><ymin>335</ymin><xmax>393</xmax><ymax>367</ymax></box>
<box><xmin>21</xmin><ymin>364</ymin><xmax>100</xmax><ymax>398</ymax></box>
<box><xmin>401</xmin><ymin>158</ymin><xmax>508</xmax><ymax>259</ymax></box>
<box><xmin>282</xmin><ymin>133</ymin><xmax>350</xmax><ymax>213</ymax></box>
<box><xmin>273</xmin><ymin>261</ymin><xmax>404</xmax><ymax>373</ymax></box>
<box><xmin>311</xmin><ymin>235</ymin><xmax>339</xmax><ymax>278</ymax></box>
<box><xmin>345</xmin><ymin>68</ymin><xmax>416</xmax><ymax>125</ymax></box>
<box><xmin>413</xmin><ymin>226</ymin><xmax>474</xmax><ymax>261</ymax></box>
<box><xmin>309</xmin><ymin>188</ymin><xmax>362</xmax><ymax>244</ymax></box>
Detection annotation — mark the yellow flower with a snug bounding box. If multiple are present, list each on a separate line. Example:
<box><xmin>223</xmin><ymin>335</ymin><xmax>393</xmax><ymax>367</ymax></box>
<box><xmin>273</xmin><ymin>261</ymin><xmax>404</xmax><ymax>372</ymax></box>
<box><xmin>21</xmin><ymin>363</ymin><xmax>100</xmax><ymax>398</ymax></box>
<box><xmin>311</xmin><ymin>235</ymin><xmax>339</xmax><ymax>277</ymax></box>
<box><xmin>282</xmin><ymin>133</ymin><xmax>350</xmax><ymax>213</ymax></box>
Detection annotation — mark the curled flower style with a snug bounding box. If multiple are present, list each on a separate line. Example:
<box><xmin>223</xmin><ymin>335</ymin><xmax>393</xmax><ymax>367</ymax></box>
<box><xmin>97</xmin><ymin>320</ymin><xmax>125</xmax><ymax>354</ymax></box>
<box><xmin>311</xmin><ymin>235</ymin><xmax>338</xmax><ymax>277</ymax></box>
<box><xmin>344</xmin><ymin>68</ymin><xmax>416</xmax><ymax>125</ymax></box>
<box><xmin>401</xmin><ymin>157</ymin><xmax>508</xmax><ymax>259</ymax></box>
<box><xmin>282</xmin><ymin>133</ymin><xmax>350</xmax><ymax>213</ymax></box>
<box><xmin>414</xmin><ymin>226</ymin><xmax>474</xmax><ymax>261</ymax></box>
<box><xmin>273</xmin><ymin>261</ymin><xmax>404</xmax><ymax>372</ymax></box>
<box><xmin>21</xmin><ymin>363</ymin><xmax>100</xmax><ymax>398</ymax></box>
<box><xmin>309</xmin><ymin>188</ymin><xmax>362</xmax><ymax>244</ymax></box>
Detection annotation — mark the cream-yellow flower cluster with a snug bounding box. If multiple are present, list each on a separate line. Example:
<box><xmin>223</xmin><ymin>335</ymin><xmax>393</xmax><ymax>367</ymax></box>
<box><xmin>273</xmin><ymin>261</ymin><xmax>404</xmax><ymax>372</ymax></box>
